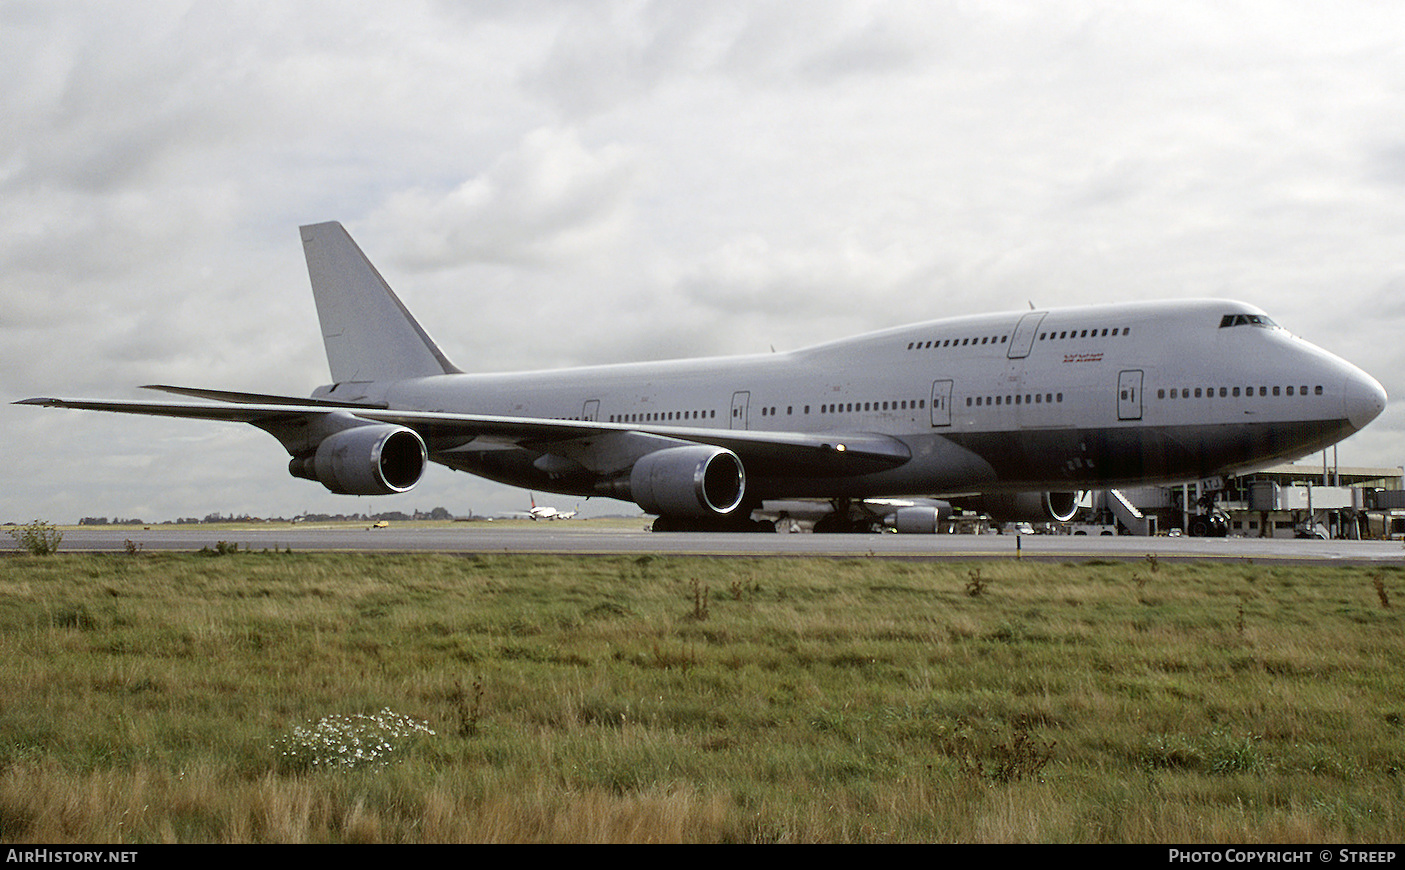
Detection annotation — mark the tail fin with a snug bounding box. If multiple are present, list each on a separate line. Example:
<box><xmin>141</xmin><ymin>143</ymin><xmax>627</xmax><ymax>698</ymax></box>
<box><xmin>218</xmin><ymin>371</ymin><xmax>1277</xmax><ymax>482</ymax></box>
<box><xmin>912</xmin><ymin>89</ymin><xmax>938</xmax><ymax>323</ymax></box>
<box><xmin>300</xmin><ymin>221</ymin><xmax>462</xmax><ymax>383</ymax></box>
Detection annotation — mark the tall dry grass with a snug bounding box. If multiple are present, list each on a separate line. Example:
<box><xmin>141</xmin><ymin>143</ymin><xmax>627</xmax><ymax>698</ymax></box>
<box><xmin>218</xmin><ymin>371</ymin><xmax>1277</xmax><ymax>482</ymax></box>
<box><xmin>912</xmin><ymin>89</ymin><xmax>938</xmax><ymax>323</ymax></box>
<box><xmin>0</xmin><ymin>551</ymin><xmax>1400</xmax><ymax>842</ymax></box>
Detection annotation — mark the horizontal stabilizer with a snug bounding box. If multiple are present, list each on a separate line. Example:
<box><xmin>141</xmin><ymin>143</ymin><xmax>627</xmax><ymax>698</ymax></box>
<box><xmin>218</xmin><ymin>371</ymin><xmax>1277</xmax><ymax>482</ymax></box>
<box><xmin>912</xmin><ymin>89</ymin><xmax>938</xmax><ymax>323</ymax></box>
<box><xmin>142</xmin><ymin>384</ymin><xmax>387</xmax><ymax>409</ymax></box>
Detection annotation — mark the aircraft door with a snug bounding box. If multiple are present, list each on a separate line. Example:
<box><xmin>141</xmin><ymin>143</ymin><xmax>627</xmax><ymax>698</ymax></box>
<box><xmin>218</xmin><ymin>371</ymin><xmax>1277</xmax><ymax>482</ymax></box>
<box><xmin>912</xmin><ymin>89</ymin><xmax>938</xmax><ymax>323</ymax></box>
<box><xmin>930</xmin><ymin>380</ymin><xmax>953</xmax><ymax>427</ymax></box>
<box><xmin>1007</xmin><ymin>312</ymin><xmax>1046</xmax><ymax>359</ymax></box>
<box><xmin>730</xmin><ymin>391</ymin><xmax>750</xmax><ymax>430</ymax></box>
<box><xmin>582</xmin><ymin>399</ymin><xmax>600</xmax><ymax>422</ymax></box>
<box><xmin>1118</xmin><ymin>370</ymin><xmax>1143</xmax><ymax>421</ymax></box>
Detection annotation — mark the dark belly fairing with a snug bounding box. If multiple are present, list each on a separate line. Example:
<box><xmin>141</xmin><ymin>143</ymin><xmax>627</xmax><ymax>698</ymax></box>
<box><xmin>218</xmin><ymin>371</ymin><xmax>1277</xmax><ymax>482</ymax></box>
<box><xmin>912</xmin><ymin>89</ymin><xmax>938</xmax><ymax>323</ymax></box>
<box><xmin>941</xmin><ymin>417</ymin><xmax>1355</xmax><ymax>491</ymax></box>
<box><xmin>433</xmin><ymin>416</ymin><xmax>1356</xmax><ymax>505</ymax></box>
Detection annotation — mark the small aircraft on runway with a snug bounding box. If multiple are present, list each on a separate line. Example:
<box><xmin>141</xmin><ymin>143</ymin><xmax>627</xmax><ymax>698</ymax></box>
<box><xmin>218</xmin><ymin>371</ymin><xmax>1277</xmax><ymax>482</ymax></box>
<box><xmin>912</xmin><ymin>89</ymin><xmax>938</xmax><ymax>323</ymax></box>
<box><xmin>527</xmin><ymin>494</ymin><xmax>576</xmax><ymax>521</ymax></box>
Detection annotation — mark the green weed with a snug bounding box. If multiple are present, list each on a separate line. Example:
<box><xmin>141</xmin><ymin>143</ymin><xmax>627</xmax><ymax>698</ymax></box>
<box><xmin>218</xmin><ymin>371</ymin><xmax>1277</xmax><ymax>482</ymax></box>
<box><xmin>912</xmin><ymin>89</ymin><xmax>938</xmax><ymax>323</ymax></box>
<box><xmin>6</xmin><ymin>520</ymin><xmax>62</xmax><ymax>555</ymax></box>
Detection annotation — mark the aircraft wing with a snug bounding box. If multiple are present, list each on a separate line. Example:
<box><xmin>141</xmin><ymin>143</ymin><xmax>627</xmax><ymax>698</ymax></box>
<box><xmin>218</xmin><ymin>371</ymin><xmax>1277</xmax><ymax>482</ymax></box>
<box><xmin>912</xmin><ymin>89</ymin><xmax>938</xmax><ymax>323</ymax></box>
<box><xmin>15</xmin><ymin>392</ymin><xmax>912</xmax><ymax>478</ymax></box>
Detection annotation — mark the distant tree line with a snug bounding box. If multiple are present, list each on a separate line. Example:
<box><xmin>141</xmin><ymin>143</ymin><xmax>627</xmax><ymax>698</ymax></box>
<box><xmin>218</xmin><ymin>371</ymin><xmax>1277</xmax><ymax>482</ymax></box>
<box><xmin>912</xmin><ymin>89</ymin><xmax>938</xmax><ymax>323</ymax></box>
<box><xmin>76</xmin><ymin>507</ymin><xmax>456</xmax><ymax>525</ymax></box>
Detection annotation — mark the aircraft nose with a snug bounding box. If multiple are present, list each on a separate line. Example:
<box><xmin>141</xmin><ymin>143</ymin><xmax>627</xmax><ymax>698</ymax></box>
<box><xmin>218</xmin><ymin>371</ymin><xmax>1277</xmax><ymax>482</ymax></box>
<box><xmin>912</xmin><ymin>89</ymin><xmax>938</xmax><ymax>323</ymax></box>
<box><xmin>1344</xmin><ymin>367</ymin><xmax>1387</xmax><ymax>432</ymax></box>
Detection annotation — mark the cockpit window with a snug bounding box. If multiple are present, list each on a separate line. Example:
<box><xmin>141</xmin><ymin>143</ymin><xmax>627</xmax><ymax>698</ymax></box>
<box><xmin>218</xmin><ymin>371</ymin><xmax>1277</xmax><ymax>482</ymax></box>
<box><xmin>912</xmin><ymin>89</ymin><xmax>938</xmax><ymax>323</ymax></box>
<box><xmin>1219</xmin><ymin>313</ymin><xmax>1278</xmax><ymax>329</ymax></box>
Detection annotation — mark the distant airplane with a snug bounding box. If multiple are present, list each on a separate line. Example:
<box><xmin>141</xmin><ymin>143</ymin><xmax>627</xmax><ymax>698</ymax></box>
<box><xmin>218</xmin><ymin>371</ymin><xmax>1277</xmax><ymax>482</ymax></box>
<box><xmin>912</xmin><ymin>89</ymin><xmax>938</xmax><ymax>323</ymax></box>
<box><xmin>527</xmin><ymin>494</ymin><xmax>576</xmax><ymax>521</ymax></box>
<box><xmin>18</xmin><ymin>221</ymin><xmax>1387</xmax><ymax>533</ymax></box>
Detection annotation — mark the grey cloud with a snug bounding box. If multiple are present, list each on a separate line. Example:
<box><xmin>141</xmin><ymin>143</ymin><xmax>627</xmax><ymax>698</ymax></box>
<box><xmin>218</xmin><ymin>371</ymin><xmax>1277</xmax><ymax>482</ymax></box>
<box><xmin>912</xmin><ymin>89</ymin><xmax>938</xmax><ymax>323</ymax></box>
<box><xmin>367</xmin><ymin>127</ymin><xmax>640</xmax><ymax>269</ymax></box>
<box><xmin>7</xmin><ymin>1</ymin><xmax>1405</xmax><ymax>524</ymax></box>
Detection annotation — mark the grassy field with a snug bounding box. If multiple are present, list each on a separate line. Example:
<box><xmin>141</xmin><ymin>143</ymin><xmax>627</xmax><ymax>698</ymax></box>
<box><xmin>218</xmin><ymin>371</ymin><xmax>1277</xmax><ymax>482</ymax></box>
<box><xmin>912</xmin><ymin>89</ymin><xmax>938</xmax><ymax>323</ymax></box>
<box><xmin>0</xmin><ymin>549</ymin><xmax>1400</xmax><ymax>843</ymax></box>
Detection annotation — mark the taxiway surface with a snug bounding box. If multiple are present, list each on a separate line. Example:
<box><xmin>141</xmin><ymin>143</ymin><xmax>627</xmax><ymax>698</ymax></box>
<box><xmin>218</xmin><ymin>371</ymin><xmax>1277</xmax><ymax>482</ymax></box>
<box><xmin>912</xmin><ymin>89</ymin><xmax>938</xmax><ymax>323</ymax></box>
<box><xmin>33</xmin><ymin>522</ymin><xmax>1405</xmax><ymax>564</ymax></box>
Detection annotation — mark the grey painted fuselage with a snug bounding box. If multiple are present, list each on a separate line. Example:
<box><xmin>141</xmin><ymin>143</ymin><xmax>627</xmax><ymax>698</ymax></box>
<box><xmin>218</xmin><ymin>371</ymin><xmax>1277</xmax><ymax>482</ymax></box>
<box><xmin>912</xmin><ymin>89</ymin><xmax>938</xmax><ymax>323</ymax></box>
<box><xmin>353</xmin><ymin>298</ymin><xmax>1385</xmax><ymax>503</ymax></box>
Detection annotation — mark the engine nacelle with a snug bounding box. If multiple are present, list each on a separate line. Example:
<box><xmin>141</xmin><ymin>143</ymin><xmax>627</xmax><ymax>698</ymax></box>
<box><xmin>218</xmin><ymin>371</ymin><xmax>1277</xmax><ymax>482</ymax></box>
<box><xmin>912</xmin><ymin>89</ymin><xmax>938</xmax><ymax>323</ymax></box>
<box><xmin>289</xmin><ymin>424</ymin><xmax>427</xmax><ymax>495</ymax></box>
<box><xmin>629</xmin><ymin>445</ymin><xmax>746</xmax><ymax>518</ymax></box>
<box><xmin>883</xmin><ymin>504</ymin><xmax>952</xmax><ymax>534</ymax></box>
<box><xmin>964</xmin><ymin>491</ymin><xmax>1080</xmax><ymax>523</ymax></box>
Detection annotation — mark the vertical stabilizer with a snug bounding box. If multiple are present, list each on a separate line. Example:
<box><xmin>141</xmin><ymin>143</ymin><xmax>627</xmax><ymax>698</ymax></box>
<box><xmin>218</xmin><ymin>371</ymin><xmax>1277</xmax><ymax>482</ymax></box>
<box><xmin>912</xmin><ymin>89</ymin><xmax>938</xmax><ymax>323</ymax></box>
<box><xmin>300</xmin><ymin>221</ymin><xmax>462</xmax><ymax>383</ymax></box>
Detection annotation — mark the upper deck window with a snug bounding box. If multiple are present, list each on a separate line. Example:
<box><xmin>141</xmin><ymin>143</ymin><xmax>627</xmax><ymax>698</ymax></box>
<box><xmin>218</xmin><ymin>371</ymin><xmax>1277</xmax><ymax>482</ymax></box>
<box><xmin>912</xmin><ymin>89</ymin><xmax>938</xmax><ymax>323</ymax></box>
<box><xmin>1219</xmin><ymin>313</ymin><xmax>1278</xmax><ymax>329</ymax></box>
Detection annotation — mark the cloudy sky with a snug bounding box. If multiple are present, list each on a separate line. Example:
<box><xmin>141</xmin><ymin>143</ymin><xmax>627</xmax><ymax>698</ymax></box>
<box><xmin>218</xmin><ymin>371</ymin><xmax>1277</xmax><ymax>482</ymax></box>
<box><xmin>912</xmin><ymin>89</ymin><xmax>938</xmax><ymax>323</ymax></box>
<box><xmin>5</xmin><ymin>1</ymin><xmax>1405</xmax><ymax>523</ymax></box>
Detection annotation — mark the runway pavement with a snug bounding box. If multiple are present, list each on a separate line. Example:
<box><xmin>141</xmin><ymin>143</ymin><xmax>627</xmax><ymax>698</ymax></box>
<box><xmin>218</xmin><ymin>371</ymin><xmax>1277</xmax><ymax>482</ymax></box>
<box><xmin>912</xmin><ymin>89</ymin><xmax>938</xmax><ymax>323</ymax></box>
<box><xmin>27</xmin><ymin>520</ymin><xmax>1405</xmax><ymax>564</ymax></box>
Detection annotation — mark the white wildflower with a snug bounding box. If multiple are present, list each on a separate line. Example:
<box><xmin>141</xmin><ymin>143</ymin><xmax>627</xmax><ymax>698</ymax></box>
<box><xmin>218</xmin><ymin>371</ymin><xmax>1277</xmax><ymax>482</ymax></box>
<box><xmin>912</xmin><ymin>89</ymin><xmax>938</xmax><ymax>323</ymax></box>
<box><xmin>275</xmin><ymin>708</ymin><xmax>436</xmax><ymax>772</ymax></box>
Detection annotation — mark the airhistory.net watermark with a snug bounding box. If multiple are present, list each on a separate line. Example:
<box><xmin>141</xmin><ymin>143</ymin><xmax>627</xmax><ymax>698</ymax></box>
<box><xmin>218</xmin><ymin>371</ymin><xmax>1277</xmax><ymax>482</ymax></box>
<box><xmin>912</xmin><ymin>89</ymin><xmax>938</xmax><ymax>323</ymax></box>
<box><xmin>5</xmin><ymin>851</ymin><xmax>137</xmax><ymax>864</ymax></box>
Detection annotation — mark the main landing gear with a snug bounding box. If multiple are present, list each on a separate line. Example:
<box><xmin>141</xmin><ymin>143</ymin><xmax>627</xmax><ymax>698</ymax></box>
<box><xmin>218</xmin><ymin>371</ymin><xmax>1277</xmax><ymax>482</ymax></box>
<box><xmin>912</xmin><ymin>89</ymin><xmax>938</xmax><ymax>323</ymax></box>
<box><xmin>810</xmin><ymin>498</ymin><xmax>884</xmax><ymax>534</ymax></box>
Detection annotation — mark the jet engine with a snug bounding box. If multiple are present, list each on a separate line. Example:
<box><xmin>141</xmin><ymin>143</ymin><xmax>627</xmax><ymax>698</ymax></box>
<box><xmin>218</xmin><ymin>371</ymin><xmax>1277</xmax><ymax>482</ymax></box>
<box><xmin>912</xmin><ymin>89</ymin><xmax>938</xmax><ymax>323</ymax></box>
<box><xmin>289</xmin><ymin>424</ymin><xmax>427</xmax><ymax>495</ymax></box>
<box><xmin>964</xmin><ymin>491</ymin><xmax>1080</xmax><ymax>523</ymax></box>
<box><xmin>629</xmin><ymin>445</ymin><xmax>746</xmax><ymax>518</ymax></box>
<box><xmin>883</xmin><ymin>505</ymin><xmax>950</xmax><ymax>534</ymax></box>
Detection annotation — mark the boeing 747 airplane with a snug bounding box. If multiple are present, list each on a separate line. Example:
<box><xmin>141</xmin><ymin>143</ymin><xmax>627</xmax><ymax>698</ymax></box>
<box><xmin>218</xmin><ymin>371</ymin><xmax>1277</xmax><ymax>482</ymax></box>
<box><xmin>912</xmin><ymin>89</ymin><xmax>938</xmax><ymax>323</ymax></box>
<box><xmin>18</xmin><ymin>222</ymin><xmax>1388</xmax><ymax>533</ymax></box>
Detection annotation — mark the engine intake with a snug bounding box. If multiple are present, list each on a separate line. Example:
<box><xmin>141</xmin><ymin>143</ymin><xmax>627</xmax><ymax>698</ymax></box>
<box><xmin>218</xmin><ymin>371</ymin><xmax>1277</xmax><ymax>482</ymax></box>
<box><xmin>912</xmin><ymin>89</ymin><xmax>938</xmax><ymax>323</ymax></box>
<box><xmin>289</xmin><ymin>424</ymin><xmax>427</xmax><ymax>495</ymax></box>
<box><xmin>629</xmin><ymin>445</ymin><xmax>745</xmax><ymax>518</ymax></box>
